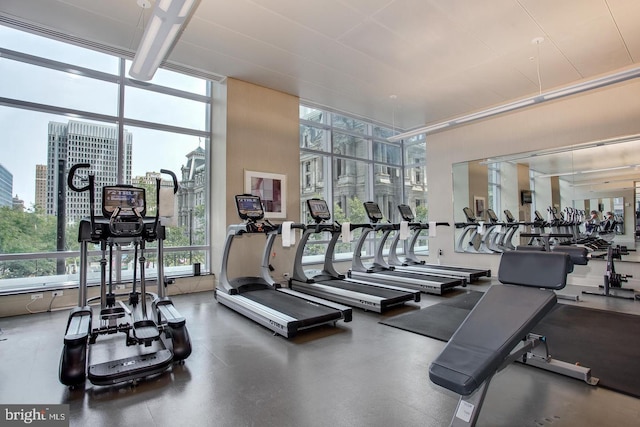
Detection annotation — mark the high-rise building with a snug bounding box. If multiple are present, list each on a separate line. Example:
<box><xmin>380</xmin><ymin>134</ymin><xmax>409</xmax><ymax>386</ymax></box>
<box><xmin>0</xmin><ymin>163</ymin><xmax>13</xmax><ymax>207</ymax></box>
<box><xmin>34</xmin><ymin>164</ymin><xmax>47</xmax><ymax>211</ymax></box>
<box><xmin>46</xmin><ymin>120</ymin><xmax>132</xmax><ymax>223</ymax></box>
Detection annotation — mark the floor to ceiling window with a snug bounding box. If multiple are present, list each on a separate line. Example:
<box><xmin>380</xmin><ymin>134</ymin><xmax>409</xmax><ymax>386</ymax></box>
<box><xmin>299</xmin><ymin>103</ymin><xmax>428</xmax><ymax>263</ymax></box>
<box><xmin>0</xmin><ymin>24</ymin><xmax>214</xmax><ymax>294</ymax></box>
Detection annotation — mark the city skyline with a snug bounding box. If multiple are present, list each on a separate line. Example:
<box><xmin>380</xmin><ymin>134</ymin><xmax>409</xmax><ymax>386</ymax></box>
<box><xmin>5</xmin><ymin>119</ymin><xmax>199</xmax><ymax>210</ymax></box>
<box><xmin>1</xmin><ymin>25</ymin><xmax>208</xmax><ymax>210</ymax></box>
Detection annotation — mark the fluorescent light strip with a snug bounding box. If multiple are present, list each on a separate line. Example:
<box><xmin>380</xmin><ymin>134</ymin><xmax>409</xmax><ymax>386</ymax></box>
<box><xmin>584</xmin><ymin>165</ymin><xmax>631</xmax><ymax>174</ymax></box>
<box><xmin>395</xmin><ymin>123</ymin><xmax>450</xmax><ymax>140</ymax></box>
<box><xmin>535</xmin><ymin>171</ymin><xmax>576</xmax><ymax>179</ymax></box>
<box><xmin>535</xmin><ymin>165</ymin><xmax>632</xmax><ymax>179</ymax></box>
<box><xmin>571</xmin><ymin>177</ymin><xmax>636</xmax><ymax>187</ymax></box>
<box><xmin>388</xmin><ymin>65</ymin><xmax>640</xmax><ymax>142</ymax></box>
<box><xmin>542</xmin><ymin>67</ymin><xmax>640</xmax><ymax>100</ymax></box>
<box><xmin>129</xmin><ymin>0</ymin><xmax>200</xmax><ymax>81</ymax></box>
<box><xmin>454</xmin><ymin>99</ymin><xmax>536</xmax><ymax>124</ymax></box>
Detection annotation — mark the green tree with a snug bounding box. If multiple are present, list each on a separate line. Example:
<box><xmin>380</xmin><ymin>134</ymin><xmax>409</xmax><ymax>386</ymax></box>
<box><xmin>0</xmin><ymin>206</ymin><xmax>59</xmax><ymax>278</ymax></box>
<box><xmin>415</xmin><ymin>205</ymin><xmax>429</xmax><ymax>222</ymax></box>
<box><xmin>333</xmin><ymin>196</ymin><xmax>367</xmax><ymax>254</ymax></box>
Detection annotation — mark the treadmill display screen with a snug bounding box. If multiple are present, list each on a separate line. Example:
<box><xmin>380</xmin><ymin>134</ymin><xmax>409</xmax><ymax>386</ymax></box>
<box><xmin>463</xmin><ymin>207</ymin><xmax>476</xmax><ymax>222</ymax></box>
<box><xmin>236</xmin><ymin>195</ymin><xmax>264</xmax><ymax>220</ymax></box>
<box><xmin>487</xmin><ymin>209</ymin><xmax>499</xmax><ymax>221</ymax></box>
<box><xmin>397</xmin><ymin>204</ymin><xmax>414</xmax><ymax>221</ymax></box>
<box><xmin>504</xmin><ymin>210</ymin><xmax>515</xmax><ymax>222</ymax></box>
<box><xmin>363</xmin><ymin>202</ymin><xmax>383</xmax><ymax>221</ymax></box>
<box><xmin>307</xmin><ymin>199</ymin><xmax>331</xmax><ymax>221</ymax></box>
<box><xmin>102</xmin><ymin>186</ymin><xmax>146</xmax><ymax>217</ymax></box>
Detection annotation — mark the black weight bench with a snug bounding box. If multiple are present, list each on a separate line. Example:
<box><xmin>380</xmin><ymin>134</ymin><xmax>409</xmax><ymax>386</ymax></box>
<box><xmin>516</xmin><ymin>244</ymin><xmax>589</xmax><ymax>266</ymax></box>
<box><xmin>429</xmin><ymin>251</ymin><xmax>598</xmax><ymax>426</ymax></box>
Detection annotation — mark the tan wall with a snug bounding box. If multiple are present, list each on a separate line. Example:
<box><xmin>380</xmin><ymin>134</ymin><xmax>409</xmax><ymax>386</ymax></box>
<box><xmin>468</xmin><ymin>161</ymin><xmax>489</xmax><ymax>220</ymax></box>
<box><xmin>219</xmin><ymin>78</ymin><xmax>300</xmax><ymax>283</ymax></box>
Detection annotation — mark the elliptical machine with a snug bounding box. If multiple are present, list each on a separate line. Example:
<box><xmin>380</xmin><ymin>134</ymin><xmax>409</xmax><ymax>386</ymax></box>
<box><xmin>59</xmin><ymin>163</ymin><xmax>192</xmax><ymax>387</ymax></box>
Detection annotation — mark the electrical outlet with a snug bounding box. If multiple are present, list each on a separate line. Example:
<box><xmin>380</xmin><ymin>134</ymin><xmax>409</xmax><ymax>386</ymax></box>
<box><xmin>52</xmin><ymin>291</ymin><xmax>63</xmax><ymax>297</ymax></box>
<box><xmin>31</xmin><ymin>293</ymin><xmax>43</xmax><ymax>300</ymax></box>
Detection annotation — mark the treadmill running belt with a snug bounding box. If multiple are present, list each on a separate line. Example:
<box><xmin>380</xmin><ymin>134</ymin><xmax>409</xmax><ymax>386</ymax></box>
<box><xmin>421</xmin><ymin>265</ymin><xmax>482</xmax><ymax>273</ymax></box>
<box><xmin>372</xmin><ymin>270</ymin><xmax>460</xmax><ymax>284</ymax></box>
<box><xmin>319</xmin><ymin>280</ymin><xmax>411</xmax><ymax>304</ymax></box>
<box><xmin>242</xmin><ymin>289</ymin><xmax>342</xmax><ymax>327</ymax></box>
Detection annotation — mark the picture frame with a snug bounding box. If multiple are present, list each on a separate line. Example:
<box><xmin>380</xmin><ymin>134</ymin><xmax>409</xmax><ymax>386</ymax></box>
<box><xmin>520</xmin><ymin>190</ymin><xmax>533</xmax><ymax>205</ymax></box>
<box><xmin>474</xmin><ymin>196</ymin><xmax>486</xmax><ymax>218</ymax></box>
<box><xmin>244</xmin><ymin>170</ymin><xmax>287</xmax><ymax>219</ymax></box>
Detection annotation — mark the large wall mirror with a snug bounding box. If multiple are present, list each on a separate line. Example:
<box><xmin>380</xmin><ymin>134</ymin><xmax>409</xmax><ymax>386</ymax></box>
<box><xmin>452</xmin><ymin>134</ymin><xmax>640</xmax><ymax>254</ymax></box>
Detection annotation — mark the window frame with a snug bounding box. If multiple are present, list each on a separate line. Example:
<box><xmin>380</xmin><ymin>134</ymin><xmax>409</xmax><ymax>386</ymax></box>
<box><xmin>0</xmin><ymin>26</ymin><xmax>213</xmax><ymax>295</ymax></box>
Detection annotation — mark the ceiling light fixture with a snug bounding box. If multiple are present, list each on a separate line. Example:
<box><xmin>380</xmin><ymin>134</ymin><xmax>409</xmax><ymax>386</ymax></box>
<box><xmin>129</xmin><ymin>0</ymin><xmax>201</xmax><ymax>81</ymax></box>
<box><xmin>570</xmin><ymin>177</ymin><xmax>636</xmax><ymax>188</ymax></box>
<box><xmin>387</xmin><ymin>64</ymin><xmax>640</xmax><ymax>143</ymax></box>
<box><xmin>535</xmin><ymin>165</ymin><xmax>633</xmax><ymax>179</ymax></box>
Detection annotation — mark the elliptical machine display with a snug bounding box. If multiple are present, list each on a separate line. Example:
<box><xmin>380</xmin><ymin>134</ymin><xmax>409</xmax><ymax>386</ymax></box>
<box><xmin>59</xmin><ymin>163</ymin><xmax>192</xmax><ymax>388</ymax></box>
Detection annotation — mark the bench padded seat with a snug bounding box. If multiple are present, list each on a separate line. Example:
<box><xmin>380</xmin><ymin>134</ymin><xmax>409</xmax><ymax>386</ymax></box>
<box><xmin>429</xmin><ymin>285</ymin><xmax>557</xmax><ymax>395</ymax></box>
<box><xmin>429</xmin><ymin>251</ymin><xmax>572</xmax><ymax>396</ymax></box>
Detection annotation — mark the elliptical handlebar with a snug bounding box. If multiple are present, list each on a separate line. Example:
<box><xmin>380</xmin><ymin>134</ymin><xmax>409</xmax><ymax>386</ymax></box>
<box><xmin>67</xmin><ymin>163</ymin><xmax>97</xmax><ymax>235</ymax></box>
<box><xmin>160</xmin><ymin>169</ymin><xmax>179</xmax><ymax>194</ymax></box>
<box><xmin>67</xmin><ymin>163</ymin><xmax>92</xmax><ymax>193</ymax></box>
<box><xmin>151</xmin><ymin>169</ymin><xmax>180</xmax><ymax>236</ymax></box>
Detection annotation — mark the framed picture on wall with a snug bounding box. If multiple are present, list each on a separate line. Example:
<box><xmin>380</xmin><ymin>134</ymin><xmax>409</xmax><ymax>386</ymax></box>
<box><xmin>474</xmin><ymin>196</ymin><xmax>486</xmax><ymax>218</ymax></box>
<box><xmin>244</xmin><ymin>170</ymin><xmax>287</xmax><ymax>219</ymax></box>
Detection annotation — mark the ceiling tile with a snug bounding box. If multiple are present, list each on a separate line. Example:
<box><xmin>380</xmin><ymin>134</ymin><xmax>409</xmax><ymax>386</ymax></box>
<box><xmin>249</xmin><ymin>0</ymin><xmax>365</xmax><ymax>39</ymax></box>
<box><xmin>606</xmin><ymin>0</ymin><xmax>640</xmax><ymax>62</ymax></box>
<box><xmin>2</xmin><ymin>0</ymin><xmax>639</xmax><ymax>129</ymax></box>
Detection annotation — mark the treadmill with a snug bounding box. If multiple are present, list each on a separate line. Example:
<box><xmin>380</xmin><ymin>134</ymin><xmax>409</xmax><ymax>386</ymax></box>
<box><xmin>454</xmin><ymin>207</ymin><xmax>484</xmax><ymax>253</ymax></box>
<box><xmin>215</xmin><ymin>194</ymin><xmax>352</xmax><ymax>338</ymax></box>
<box><xmin>387</xmin><ymin>204</ymin><xmax>491</xmax><ymax>283</ymax></box>
<box><xmin>348</xmin><ymin>202</ymin><xmax>465</xmax><ymax>295</ymax></box>
<box><xmin>289</xmin><ymin>198</ymin><xmax>420</xmax><ymax>313</ymax></box>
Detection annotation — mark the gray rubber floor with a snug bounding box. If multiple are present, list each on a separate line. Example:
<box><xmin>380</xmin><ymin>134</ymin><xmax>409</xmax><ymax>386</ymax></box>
<box><xmin>1</xmin><ymin>281</ymin><xmax>639</xmax><ymax>426</ymax></box>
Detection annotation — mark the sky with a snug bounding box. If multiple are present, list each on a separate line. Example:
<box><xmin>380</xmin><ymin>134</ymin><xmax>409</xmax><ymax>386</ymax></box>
<box><xmin>0</xmin><ymin>25</ymin><xmax>208</xmax><ymax>208</ymax></box>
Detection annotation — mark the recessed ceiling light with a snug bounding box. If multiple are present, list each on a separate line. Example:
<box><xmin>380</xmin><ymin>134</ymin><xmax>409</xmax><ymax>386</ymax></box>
<box><xmin>531</xmin><ymin>37</ymin><xmax>545</xmax><ymax>45</ymax></box>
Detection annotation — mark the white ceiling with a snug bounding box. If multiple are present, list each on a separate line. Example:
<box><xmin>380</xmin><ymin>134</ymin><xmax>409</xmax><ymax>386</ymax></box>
<box><xmin>2</xmin><ymin>0</ymin><xmax>640</xmax><ymax>193</ymax></box>
<box><xmin>2</xmin><ymin>0</ymin><xmax>639</xmax><ymax>131</ymax></box>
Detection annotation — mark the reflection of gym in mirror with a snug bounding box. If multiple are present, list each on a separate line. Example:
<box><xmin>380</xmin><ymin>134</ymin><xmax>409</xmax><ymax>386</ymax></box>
<box><xmin>452</xmin><ymin>134</ymin><xmax>640</xmax><ymax>254</ymax></box>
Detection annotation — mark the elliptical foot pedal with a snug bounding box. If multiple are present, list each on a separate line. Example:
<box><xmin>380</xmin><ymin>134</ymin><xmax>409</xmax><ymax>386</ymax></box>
<box><xmin>154</xmin><ymin>299</ymin><xmax>186</xmax><ymax>328</ymax></box>
<box><xmin>133</xmin><ymin>320</ymin><xmax>160</xmax><ymax>345</ymax></box>
<box><xmin>87</xmin><ymin>349</ymin><xmax>173</xmax><ymax>386</ymax></box>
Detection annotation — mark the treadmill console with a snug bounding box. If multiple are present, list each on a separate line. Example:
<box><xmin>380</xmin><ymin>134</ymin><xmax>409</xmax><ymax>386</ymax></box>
<box><xmin>307</xmin><ymin>198</ymin><xmax>331</xmax><ymax>223</ymax></box>
<box><xmin>397</xmin><ymin>204</ymin><xmax>415</xmax><ymax>222</ymax></box>
<box><xmin>236</xmin><ymin>194</ymin><xmax>264</xmax><ymax>221</ymax></box>
<box><xmin>102</xmin><ymin>186</ymin><xmax>146</xmax><ymax>218</ymax></box>
<box><xmin>363</xmin><ymin>201</ymin><xmax>383</xmax><ymax>223</ymax></box>
<box><xmin>486</xmin><ymin>209</ymin><xmax>499</xmax><ymax>222</ymax></box>
<box><xmin>463</xmin><ymin>207</ymin><xmax>476</xmax><ymax>222</ymax></box>
<box><xmin>504</xmin><ymin>209</ymin><xmax>515</xmax><ymax>223</ymax></box>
